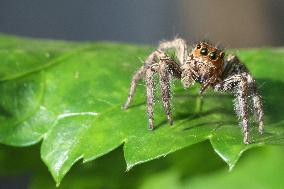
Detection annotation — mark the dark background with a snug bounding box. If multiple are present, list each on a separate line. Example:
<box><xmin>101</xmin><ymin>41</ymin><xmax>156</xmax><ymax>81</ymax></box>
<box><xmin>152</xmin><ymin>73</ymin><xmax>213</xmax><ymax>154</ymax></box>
<box><xmin>0</xmin><ymin>0</ymin><xmax>283</xmax><ymax>188</ymax></box>
<box><xmin>0</xmin><ymin>0</ymin><xmax>283</xmax><ymax>47</ymax></box>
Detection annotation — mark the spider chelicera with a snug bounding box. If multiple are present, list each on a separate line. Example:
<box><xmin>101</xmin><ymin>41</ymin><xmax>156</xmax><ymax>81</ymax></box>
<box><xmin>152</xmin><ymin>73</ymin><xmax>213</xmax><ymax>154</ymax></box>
<box><xmin>123</xmin><ymin>38</ymin><xmax>264</xmax><ymax>144</ymax></box>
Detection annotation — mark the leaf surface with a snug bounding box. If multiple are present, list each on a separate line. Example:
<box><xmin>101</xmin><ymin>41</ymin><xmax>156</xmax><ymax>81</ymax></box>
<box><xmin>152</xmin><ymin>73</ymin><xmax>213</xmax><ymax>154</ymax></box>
<box><xmin>0</xmin><ymin>34</ymin><xmax>283</xmax><ymax>184</ymax></box>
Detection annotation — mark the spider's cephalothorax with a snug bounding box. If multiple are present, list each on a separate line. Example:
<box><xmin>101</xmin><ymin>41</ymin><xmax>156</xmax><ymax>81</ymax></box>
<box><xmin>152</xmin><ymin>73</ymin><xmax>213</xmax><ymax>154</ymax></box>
<box><xmin>123</xmin><ymin>38</ymin><xmax>264</xmax><ymax>144</ymax></box>
<box><xmin>181</xmin><ymin>41</ymin><xmax>225</xmax><ymax>93</ymax></box>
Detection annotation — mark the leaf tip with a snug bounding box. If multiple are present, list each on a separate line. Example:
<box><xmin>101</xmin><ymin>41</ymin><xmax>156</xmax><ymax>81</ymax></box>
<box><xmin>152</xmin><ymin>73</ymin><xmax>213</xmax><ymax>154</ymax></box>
<box><xmin>228</xmin><ymin>162</ymin><xmax>235</xmax><ymax>172</ymax></box>
<box><xmin>52</xmin><ymin>174</ymin><xmax>62</xmax><ymax>188</ymax></box>
<box><xmin>126</xmin><ymin>163</ymin><xmax>134</xmax><ymax>172</ymax></box>
<box><xmin>55</xmin><ymin>182</ymin><xmax>61</xmax><ymax>188</ymax></box>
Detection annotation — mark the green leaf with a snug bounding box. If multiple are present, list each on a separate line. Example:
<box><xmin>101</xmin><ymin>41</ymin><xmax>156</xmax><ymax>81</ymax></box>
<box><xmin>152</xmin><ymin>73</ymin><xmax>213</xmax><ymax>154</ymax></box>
<box><xmin>29</xmin><ymin>141</ymin><xmax>226</xmax><ymax>189</ymax></box>
<box><xmin>0</xmin><ymin>34</ymin><xmax>283</xmax><ymax>185</ymax></box>
<box><xmin>27</xmin><ymin>142</ymin><xmax>284</xmax><ymax>189</ymax></box>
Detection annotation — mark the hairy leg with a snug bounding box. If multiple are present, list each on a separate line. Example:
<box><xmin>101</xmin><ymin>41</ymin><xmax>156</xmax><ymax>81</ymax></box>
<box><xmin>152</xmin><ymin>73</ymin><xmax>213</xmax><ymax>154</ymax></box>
<box><xmin>214</xmin><ymin>75</ymin><xmax>250</xmax><ymax>144</ymax></box>
<box><xmin>237</xmin><ymin>77</ymin><xmax>250</xmax><ymax>144</ymax></box>
<box><xmin>158</xmin><ymin>38</ymin><xmax>196</xmax><ymax>89</ymax></box>
<box><xmin>248</xmin><ymin>76</ymin><xmax>264</xmax><ymax>134</ymax></box>
<box><xmin>123</xmin><ymin>66</ymin><xmax>146</xmax><ymax>109</ymax></box>
<box><xmin>158</xmin><ymin>38</ymin><xmax>188</xmax><ymax>65</ymax></box>
<box><xmin>145</xmin><ymin>68</ymin><xmax>155</xmax><ymax>130</ymax></box>
<box><xmin>123</xmin><ymin>50</ymin><xmax>161</xmax><ymax>109</ymax></box>
<box><xmin>224</xmin><ymin>55</ymin><xmax>264</xmax><ymax>135</ymax></box>
<box><xmin>253</xmin><ymin>94</ymin><xmax>264</xmax><ymax>134</ymax></box>
<box><xmin>159</xmin><ymin>62</ymin><xmax>173</xmax><ymax>125</ymax></box>
<box><xmin>124</xmin><ymin>39</ymin><xmax>188</xmax><ymax>129</ymax></box>
<box><xmin>124</xmin><ymin>38</ymin><xmax>188</xmax><ymax>109</ymax></box>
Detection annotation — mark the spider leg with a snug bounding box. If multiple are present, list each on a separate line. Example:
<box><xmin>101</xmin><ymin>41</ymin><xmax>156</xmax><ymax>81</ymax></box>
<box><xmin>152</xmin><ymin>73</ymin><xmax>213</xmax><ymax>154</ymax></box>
<box><xmin>156</xmin><ymin>55</ymin><xmax>182</xmax><ymax>126</ymax></box>
<box><xmin>223</xmin><ymin>54</ymin><xmax>264</xmax><ymax>135</ymax></box>
<box><xmin>214</xmin><ymin>75</ymin><xmax>250</xmax><ymax>144</ymax></box>
<box><xmin>158</xmin><ymin>38</ymin><xmax>188</xmax><ymax>65</ymax></box>
<box><xmin>123</xmin><ymin>50</ymin><xmax>160</xmax><ymax>109</ymax></box>
<box><xmin>159</xmin><ymin>61</ymin><xmax>173</xmax><ymax>125</ymax></box>
<box><xmin>124</xmin><ymin>39</ymin><xmax>186</xmax><ymax>129</ymax></box>
<box><xmin>200</xmin><ymin>76</ymin><xmax>216</xmax><ymax>94</ymax></box>
<box><xmin>236</xmin><ymin>77</ymin><xmax>250</xmax><ymax>144</ymax></box>
<box><xmin>123</xmin><ymin>66</ymin><xmax>146</xmax><ymax>109</ymax></box>
<box><xmin>146</xmin><ymin>53</ymin><xmax>181</xmax><ymax>128</ymax></box>
<box><xmin>145</xmin><ymin>68</ymin><xmax>155</xmax><ymax>130</ymax></box>
<box><xmin>252</xmin><ymin>92</ymin><xmax>264</xmax><ymax>134</ymax></box>
<box><xmin>248</xmin><ymin>75</ymin><xmax>264</xmax><ymax>134</ymax></box>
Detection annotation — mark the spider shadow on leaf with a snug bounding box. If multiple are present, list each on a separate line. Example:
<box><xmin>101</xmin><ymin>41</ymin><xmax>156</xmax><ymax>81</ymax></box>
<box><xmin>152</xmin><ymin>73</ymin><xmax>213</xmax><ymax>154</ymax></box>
<box><xmin>124</xmin><ymin>78</ymin><xmax>284</xmax><ymax>144</ymax></box>
<box><xmin>0</xmin><ymin>105</ymin><xmax>13</xmax><ymax>118</ymax></box>
<box><xmin>153</xmin><ymin>78</ymin><xmax>284</xmax><ymax>137</ymax></box>
<box><xmin>154</xmin><ymin>88</ymin><xmax>235</xmax><ymax>129</ymax></box>
<box><xmin>155</xmin><ymin>107</ymin><xmax>236</xmax><ymax>130</ymax></box>
<box><xmin>258</xmin><ymin>79</ymin><xmax>284</xmax><ymax>125</ymax></box>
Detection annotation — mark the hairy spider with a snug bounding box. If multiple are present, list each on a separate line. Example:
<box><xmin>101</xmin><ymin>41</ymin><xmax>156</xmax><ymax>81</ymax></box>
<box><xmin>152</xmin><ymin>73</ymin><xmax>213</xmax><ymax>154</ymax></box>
<box><xmin>123</xmin><ymin>38</ymin><xmax>264</xmax><ymax>144</ymax></box>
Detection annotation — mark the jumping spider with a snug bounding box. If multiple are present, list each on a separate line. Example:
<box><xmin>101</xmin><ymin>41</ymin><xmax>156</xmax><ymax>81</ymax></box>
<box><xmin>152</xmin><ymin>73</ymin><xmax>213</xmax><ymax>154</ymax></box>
<box><xmin>123</xmin><ymin>38</ymin><xmax>264</xmax><ymax>144</ymax></box>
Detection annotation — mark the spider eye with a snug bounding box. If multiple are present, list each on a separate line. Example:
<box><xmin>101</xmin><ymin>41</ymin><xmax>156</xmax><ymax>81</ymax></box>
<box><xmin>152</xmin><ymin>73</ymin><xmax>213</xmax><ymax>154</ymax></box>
<box><xmin>220</xmin><ymin>52</ymin><xmax>225</xmax><ymax>59</ymax></box>
<box><xmin>200</xmin><ymin>48</ymin><xmax>208</xmax><ymax>55</ymax></box>
<box><xmin>209</xmin><ymin>52</ymin><xmax>218</xmax><ymax>60</ymax></box>
<box><xmin>196</xmin><ymin>44</ymin><xmax>201</xmax><ymax>49</ymax></box>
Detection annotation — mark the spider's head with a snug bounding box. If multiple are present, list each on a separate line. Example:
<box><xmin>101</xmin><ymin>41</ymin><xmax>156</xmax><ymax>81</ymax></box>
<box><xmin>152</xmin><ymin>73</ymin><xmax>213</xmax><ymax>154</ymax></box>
<box><xmin>191</xmin><ymin>41</ymin><xmax>225</xmax><ymax>80</ymax></box>
<box><xmin>181</xmin><ymin>42</ymin><xmax>225</xmax><ymax>88</ymax></box>
<box><xmin>192</xmin><ymin>41</ymin><xmax>225</xmax><ymax>67</ymax></box>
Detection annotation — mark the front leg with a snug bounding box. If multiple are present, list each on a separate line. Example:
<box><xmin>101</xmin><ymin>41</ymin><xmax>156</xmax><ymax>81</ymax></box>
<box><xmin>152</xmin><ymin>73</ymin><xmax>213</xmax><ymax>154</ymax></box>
<box><xmin>124</xmin><ymin>38</ymin><xmax>187</xmax><ymax>110</ymax></box>
<box><xmin>158</xmin><ymin>38</ymin><xmax>188</xmax><ymax>65</ymax></box>
<box><xmin>123</xmin><ymin>46</ymin><xmax>183</xmax><ymax>129</ymax></box>
<box><xmin>237</xmin><ymin>77</ymin><xmax>250</xmax><ymax>144</ymax></box>
<box><xmin>243</xmin><ymin>72</ymin><xmax>264</xmax><ymax>134</ymax></box>
<box><xmin>123</xmin><ymin>66</ymin><xmax>147</xmax><ymax>109</ymax></box>
<box><xmin>123</xmin><ymin>50</ymin><xmax>161</xmax><ymax>109</ymax></box>
<box><xmin>224</xmin><ymin>55</ymin><xmax>264</xmax><ymax>135</ymax></box>
<box><xmin>251</xmin><ymin>86</ymin><xmax>264</xmax><ymax>134</ymax></box>
<box><xmin>214</xmin><ymin>75</ymin><xmax>250</xmax><ymax>144</ymax></box>
<box><xmin>159</xmin><ymin>61</ymin><xmax>173</xmax><ymax>125</ymax></box>
<box><xmin>145</xmin><ymin>68</ymin><xmax>155</xmax><ymax>130</ymax></box>
<box><xmin>146</xmin><ymin>58</ymin><xmax>179</xmax><ymax>129</ymax></box>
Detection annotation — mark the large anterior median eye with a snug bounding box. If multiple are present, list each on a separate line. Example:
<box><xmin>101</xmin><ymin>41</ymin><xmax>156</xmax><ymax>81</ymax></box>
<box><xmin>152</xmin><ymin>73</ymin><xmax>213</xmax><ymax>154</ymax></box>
<box><xmin>200</xmin><ymin>48</ymin><xmax>208</xmax><ymax>55</ymax></box>
<box><xmin>209</xmin><ymin>51</ymin><xmax>217</xmax><ymax>60</ymax></box>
